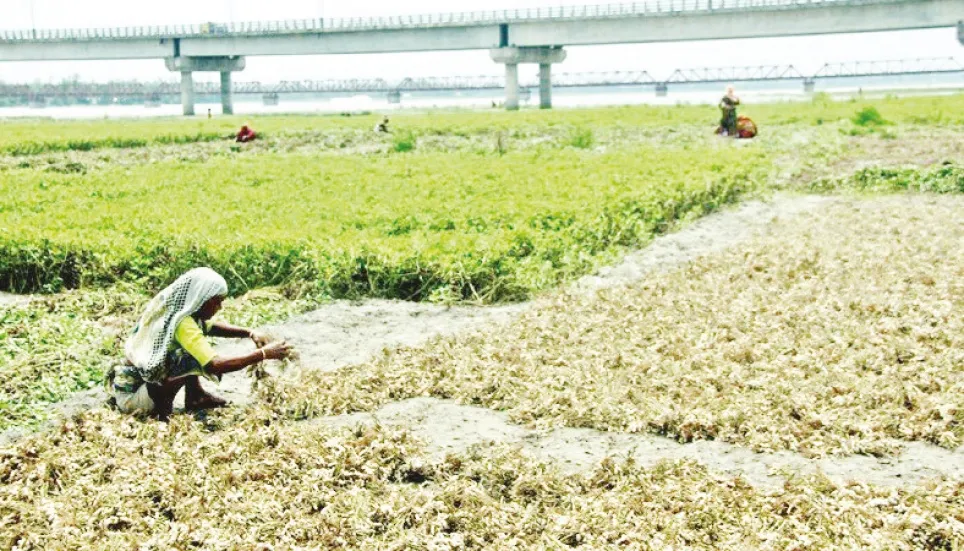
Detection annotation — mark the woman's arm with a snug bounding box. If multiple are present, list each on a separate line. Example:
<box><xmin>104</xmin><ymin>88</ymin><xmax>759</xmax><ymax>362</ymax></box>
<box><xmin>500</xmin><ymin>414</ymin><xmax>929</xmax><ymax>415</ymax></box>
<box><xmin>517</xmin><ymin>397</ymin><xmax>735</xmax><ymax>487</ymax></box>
<box><xmin>206</xmin><ymin>341</ymin><xmax>292</xmax><ymax>377</ymax></box>
<box><xmin>207</xmin><ymin>320</ymin><xmax>253</xmax><ymax>339</ymax></box>
<box><xmin>208</xmin><ymin>321</ymin><xmax>273</xmax><ymax>347</ymax></box>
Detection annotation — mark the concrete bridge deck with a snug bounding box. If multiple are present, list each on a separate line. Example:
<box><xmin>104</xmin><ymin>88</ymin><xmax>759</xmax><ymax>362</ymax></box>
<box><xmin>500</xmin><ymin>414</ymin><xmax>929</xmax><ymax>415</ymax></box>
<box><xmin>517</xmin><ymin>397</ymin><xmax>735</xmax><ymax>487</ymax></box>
<box><xmin>0</xmin><ymin>0</ymin><xmax>951</xmax><ymax>42</ymax></box>
<box><xmin>1</xmin><ymin>0</ymin><xmax>959</xmax><ymax>59</ymax></box>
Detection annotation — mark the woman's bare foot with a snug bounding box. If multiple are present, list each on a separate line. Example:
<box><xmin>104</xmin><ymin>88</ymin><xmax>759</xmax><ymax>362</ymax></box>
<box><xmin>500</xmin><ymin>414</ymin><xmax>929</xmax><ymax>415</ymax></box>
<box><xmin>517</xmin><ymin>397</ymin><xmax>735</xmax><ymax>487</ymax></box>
<box><xmin>182</xmin><ymin>375</ymin><xmax>229</xmax><ymax>411</ymax></box>
<box><xmin>185</xmin><ymin>391</ymin><xmax>228</xmax><ymax>412</ymax></box>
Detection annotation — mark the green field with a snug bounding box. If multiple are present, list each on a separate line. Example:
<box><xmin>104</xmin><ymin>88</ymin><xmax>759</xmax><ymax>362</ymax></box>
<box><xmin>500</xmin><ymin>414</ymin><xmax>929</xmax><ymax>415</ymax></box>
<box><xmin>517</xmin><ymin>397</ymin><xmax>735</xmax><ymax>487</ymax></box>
<box><xmin>1</xmin><ymin>123</ymin><xmax>773</xmax><ymax>302</ymax></box>
<box><xmin>3</xmin><ymin>95</ymin><xmax>960</xmax><ymax>302</ymax></box>
<box><xmin>2</xmin><ymin>94</ymin><xmax>961</xmax><ymax>156</ymax></box>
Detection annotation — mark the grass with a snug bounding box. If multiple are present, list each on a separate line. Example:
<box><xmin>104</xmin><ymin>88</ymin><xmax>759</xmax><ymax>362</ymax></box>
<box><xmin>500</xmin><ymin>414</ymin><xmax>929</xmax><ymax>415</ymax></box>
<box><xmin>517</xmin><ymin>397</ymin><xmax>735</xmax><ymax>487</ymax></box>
<box><xmin>0</xmin><ymin>144</ymin><xmax>769</xmax><ymax>301</ymax></box>
<box><xmin>259</xmin><ymin>195</ymin><xmax>964</xmax><ymax>456</ymax></box>
<box><xmin>809</xmin><ymin>163</ymin><xmax>964</xmax><ymax>194</ymax></box>
<box><xmin>391</xmin><ymin>130</ymin><xmax>417</xmax><ymax>153</ymax></box>
<box><xmin>0</xmin><ymin>97</ymin><xmax>961</xmax><ymax>431</ymax></box>
<box><xmin>0</xmin><ymin>97</ymin><xmax>960</xmax><ymax>430</ymax></box>
<box><xmin>0</xmin><ymin>293</ymin><xmax>114</xmax><ymax>425</ymax></box>
<box><xmin>567</xmin><ymin>127</ymin><xmax>595</xmax><ymax>149</ymax></box>
<box><xmin>852</xmin><ymin>106</ymin><xmax>889</xmax><ymax>128</ymax></box>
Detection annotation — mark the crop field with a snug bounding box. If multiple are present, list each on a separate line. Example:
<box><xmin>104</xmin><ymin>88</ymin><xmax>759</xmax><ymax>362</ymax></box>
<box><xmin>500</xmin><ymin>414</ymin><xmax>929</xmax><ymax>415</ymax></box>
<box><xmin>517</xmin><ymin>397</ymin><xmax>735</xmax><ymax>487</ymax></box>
<box><xmin>0</xmin><ymin>94</ymin><xmax>963</xmax><ymax>549</ymax></box>
<box><xmin>1</xmin><ymin>94</ymin><xmax>961</xmax><ymax>156</ymax></box>
<box><xmin>2</xmin><ymin>95</ymin><xmax>962</xmax><ymax>301</ymax></box>
<box><xmin>0</xmin><ymin>144</ymin><xmax>768</xmax><ymax>301</ymax></box>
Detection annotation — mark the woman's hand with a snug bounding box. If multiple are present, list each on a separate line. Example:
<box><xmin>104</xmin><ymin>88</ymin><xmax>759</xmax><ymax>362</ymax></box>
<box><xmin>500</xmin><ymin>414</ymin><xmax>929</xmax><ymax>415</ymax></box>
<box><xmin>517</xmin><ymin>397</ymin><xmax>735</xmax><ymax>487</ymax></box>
<box><xmin>250</xmin><ymin>331</ymin><xmax>273</xmax><ymax>348</ymax></box>
<box><xmin>207</xmin><ymin>341</ymin><xmax>294</xmax><ymax>377</ymax></box>
<box><xmin>260</xmin><ymin>340</ymin><xmax>293</xmax><ymax>361</ymax></box>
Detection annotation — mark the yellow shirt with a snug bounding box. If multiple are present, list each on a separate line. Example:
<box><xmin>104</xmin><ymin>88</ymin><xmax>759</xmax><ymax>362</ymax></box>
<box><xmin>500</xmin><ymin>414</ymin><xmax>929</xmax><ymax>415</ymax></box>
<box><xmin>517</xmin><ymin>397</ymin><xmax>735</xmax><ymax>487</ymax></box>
<box><xmin>173</xmin><ymin>317</ymin><xmax>217</xmax><ymax>367</ymax></box>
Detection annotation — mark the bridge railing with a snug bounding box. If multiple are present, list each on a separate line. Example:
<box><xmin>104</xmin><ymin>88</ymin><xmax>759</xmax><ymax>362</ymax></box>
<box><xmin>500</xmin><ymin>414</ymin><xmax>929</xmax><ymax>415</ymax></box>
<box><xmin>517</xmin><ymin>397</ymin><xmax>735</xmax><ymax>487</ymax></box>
<box><xmin>813</xmin><ymin>57</ymin><xmax>964</xmax><ymax>77</ymax></box>
<box><xmin>0</xmin><ymin>0</ymin><xmax>899</xmax><ymax>42</ymax></box>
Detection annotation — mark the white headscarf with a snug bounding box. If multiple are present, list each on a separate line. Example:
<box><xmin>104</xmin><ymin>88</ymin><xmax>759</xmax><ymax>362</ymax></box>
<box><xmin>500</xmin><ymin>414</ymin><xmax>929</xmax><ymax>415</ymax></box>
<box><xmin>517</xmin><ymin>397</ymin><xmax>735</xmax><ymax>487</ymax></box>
<box><xmin>125</xmin><ymin>267</ymin><xmax>227</xmax><ymax>382</ymax></box>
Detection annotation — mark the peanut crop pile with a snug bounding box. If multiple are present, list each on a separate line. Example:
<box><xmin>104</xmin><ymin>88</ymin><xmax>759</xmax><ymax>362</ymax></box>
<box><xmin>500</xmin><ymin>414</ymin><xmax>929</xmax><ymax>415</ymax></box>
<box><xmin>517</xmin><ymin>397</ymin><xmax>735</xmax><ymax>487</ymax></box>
<box><xmin>2</xmin><ymin>408</ymin><xmax>961</xmax><ymax>549</ymax></box>
<box><xmin>264</xmin><ymin>196</ymin><xmax>964</xmax><ymax>456</ymax></box>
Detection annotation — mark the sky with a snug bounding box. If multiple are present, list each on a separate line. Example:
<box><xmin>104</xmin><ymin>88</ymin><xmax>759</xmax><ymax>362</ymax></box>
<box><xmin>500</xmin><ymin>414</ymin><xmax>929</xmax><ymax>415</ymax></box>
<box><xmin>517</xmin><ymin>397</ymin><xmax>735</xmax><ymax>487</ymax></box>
<box><xmin>0</xmin><ymin>0</ymin><xmax>960</xmax><ymax>84</ymax></box>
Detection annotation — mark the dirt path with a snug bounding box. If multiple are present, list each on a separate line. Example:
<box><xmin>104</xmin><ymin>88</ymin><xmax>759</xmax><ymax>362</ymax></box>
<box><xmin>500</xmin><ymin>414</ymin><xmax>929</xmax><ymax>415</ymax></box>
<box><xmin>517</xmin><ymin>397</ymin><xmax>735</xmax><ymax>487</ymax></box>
<box><xmin>318</xmin><ymin>397</ymin><xmax>964</xmax><ymax>490</ymax></box>
<box><xmin>211</xmin><ymin>301</ymin><xmax>525</xmax><ymax>405</ymax></box>
<box><xmin>0</xmin><ymin>292</ymin><xmax>29</xmax><ymax>308</ymax></box>
<box><xmin>574</xmin><ymin>194</ymin><xmax>829</xmax><ymax>294</ymax></box>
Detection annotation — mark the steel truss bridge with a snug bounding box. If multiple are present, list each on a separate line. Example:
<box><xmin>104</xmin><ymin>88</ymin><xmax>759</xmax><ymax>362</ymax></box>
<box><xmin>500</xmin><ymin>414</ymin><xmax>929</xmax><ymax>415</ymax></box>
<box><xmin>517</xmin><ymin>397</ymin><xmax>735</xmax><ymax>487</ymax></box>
<box><xmin>3</xmin><ymin>58</ymin><xmax>961</xmax><ymax>101</ymax></box>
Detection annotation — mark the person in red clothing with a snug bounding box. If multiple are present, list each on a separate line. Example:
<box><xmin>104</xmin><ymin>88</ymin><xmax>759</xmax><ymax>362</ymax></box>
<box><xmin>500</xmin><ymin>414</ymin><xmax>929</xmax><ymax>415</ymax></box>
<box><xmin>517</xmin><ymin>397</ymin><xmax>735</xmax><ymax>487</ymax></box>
<box><xmin>736</xmin><ymin>115</ymin><xmax>758</xmax><ymax>139</ymax></box>
<box><xmin>236</xmin><ymin>124</ymin><xmax>257</xmax><ymax>143</ymax></box>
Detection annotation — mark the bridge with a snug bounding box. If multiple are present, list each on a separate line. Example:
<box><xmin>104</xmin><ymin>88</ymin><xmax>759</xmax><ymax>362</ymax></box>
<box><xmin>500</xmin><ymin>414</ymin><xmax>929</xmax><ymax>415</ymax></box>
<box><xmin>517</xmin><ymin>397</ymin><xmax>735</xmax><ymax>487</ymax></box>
<box><xmin>7</xmin><ymin>58</ymin><xmax>961</xmax><ymax>106</ymax></box>
<box><xmin>1</xmin><ymin>0</ymin><xmax>962</xmax><ymax>113</ymax></box>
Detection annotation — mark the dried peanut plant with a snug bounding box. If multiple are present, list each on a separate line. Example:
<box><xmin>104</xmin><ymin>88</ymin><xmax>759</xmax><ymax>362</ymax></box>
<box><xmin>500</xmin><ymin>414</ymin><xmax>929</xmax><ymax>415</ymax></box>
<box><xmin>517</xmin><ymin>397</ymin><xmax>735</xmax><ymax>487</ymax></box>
<box><xmin>266</xmin><ymin>196</ymin><xmax>963</xmax><ymax>457</ymax></box>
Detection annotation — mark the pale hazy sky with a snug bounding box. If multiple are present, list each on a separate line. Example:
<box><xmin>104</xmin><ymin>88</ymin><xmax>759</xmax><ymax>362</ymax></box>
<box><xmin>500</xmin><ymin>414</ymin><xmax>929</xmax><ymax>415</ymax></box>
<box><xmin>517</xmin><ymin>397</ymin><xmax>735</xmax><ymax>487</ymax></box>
<box><xmin>1</xmin><ymin>0</ymin><xmax>959</xmax><ymax>84</ymax></box>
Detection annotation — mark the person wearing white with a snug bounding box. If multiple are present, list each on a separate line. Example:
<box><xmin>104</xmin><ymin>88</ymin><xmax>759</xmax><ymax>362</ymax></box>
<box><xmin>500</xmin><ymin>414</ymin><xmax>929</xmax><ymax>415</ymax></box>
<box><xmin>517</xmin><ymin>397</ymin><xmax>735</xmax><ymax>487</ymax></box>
<box><xmin>107</xmin><ymin>267</ymin><xmax>292</xmax><ymax>419</ymax></box>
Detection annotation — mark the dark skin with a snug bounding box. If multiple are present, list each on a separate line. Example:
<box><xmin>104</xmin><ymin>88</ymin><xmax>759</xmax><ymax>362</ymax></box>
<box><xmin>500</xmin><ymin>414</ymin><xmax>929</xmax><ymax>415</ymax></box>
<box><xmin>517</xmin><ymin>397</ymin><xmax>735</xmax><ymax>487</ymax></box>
<box><xmin>146</xmin><ymin>295</ymin><xmax>292</xmax><ymax>420</ymax></box>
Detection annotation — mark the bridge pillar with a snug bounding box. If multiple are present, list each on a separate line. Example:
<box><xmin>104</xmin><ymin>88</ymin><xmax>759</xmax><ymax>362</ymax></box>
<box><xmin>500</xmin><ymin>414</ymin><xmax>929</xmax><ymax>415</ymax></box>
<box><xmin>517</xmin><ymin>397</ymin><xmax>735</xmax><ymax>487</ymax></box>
<box><xmin>655</xmin><ymin>83</ymin><xmax>668</xmax><ymax>97</ymax></box>
<box><xmin>220</xmin><ymin>71</ymin><xmax>233</xmax><ymax>115</ymax></box>
<box><xmin>180</xmin><ymin>72</ymin><xmax>195</xmax><ymax>116</ymax></box>
<box><xmin>166</xmin><ymin>56</ymin><xmax>245</xmax><ymax>116</ymax></box>
<box><xmin>538</xmin><ymin>63</ymin><xmax>553</xmax><ymax>109</ymax></box>
<box><xmin>505</xmin><ymin>63</ymin><xmax>519</xmax><ymax>111</ymax></box>
<box><xmin>29</xmin><ymin>94</ymin><xmax>47</xmax><ymax>109</ymax></box>
<box><xmin>803</xmin><ymin>78</ymin><xmax>816</xmax><ymax>94</ymax></box>
<box><xmin>490</xmin><ymin>47</ymin><xmax>566</xmax><ymax>111</ymax></box>
<box><xmin>958</xmin><ymin>20</ymin><xmax>963</xmax><ymax>45</ymax></box>
<box><xmin>387</xmin><ymin>90</ymin><xmax>402</xmax><ymax>104</ymax></box>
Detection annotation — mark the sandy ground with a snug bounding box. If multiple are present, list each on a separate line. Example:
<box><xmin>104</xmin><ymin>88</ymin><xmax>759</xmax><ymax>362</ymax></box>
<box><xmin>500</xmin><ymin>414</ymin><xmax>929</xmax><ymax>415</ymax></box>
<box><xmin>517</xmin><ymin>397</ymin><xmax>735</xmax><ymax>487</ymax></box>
<box><xmin>7</xmin><ymin>194</ymin><xmax>961</xmax><ymax>489</ymax></box>
<box><xmin>573</xmin><ymin>194</ymin><xmax>829</xmax><ymax>295</ymax></box>
<box><xmin>211</xmin><ymin>300</ymin><xmax>525</xmax><ymax>405</ymax></box>
<box><xmin>0</xmin><ymin>292</ymin><xmax>29</xmax><ymax>308</ymax></box>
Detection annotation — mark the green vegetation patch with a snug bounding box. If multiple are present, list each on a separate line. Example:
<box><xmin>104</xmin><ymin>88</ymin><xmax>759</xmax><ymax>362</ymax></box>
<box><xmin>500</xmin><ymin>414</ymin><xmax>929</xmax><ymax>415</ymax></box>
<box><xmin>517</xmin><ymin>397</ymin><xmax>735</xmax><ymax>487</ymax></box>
<box><xmin>851</xmin><ymin>106</ymin><xmax>890</xmax><ymax>128</ymax></box>
<box><xmin>809</xmin><ymin>163</ymin><xmax>964</xmax><ymax>194</ymax></box>
<box><xmin>0</xmin><ymin>289</ymin><xmax>136</xmax><ymax>429</ymax></box>
<box><xmin>0</xmin><ymin>146</ymin><xmax>768</xmax><ymax>301</ymax></box>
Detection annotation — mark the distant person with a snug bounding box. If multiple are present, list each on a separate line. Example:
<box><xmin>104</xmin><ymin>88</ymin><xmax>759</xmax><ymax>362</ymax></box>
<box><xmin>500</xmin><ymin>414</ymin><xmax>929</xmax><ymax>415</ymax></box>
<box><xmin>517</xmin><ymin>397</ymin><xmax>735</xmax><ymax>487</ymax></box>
<box><xmin>717</xmin><ymin>85</ymin><xmax>740</xmax><ymax>137</ymax></box>
<box><xmin>374</xmin><ymin>116</ymin><xmax>391</xmax><ymax>134</ymax></box>
<box><xmin>107</xmin><ymin>268</ymin><xmax>292</xmax><ymax>420</ymax></box>
<box><xmin>207</xmin><ymin>108</ymin><xmax>212</xmax><ymax>119</ymax></box>
<box><xmin>236</xmin><ymin>124</ymin><xmax>256</xmax><ymax>143</ymax></box>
